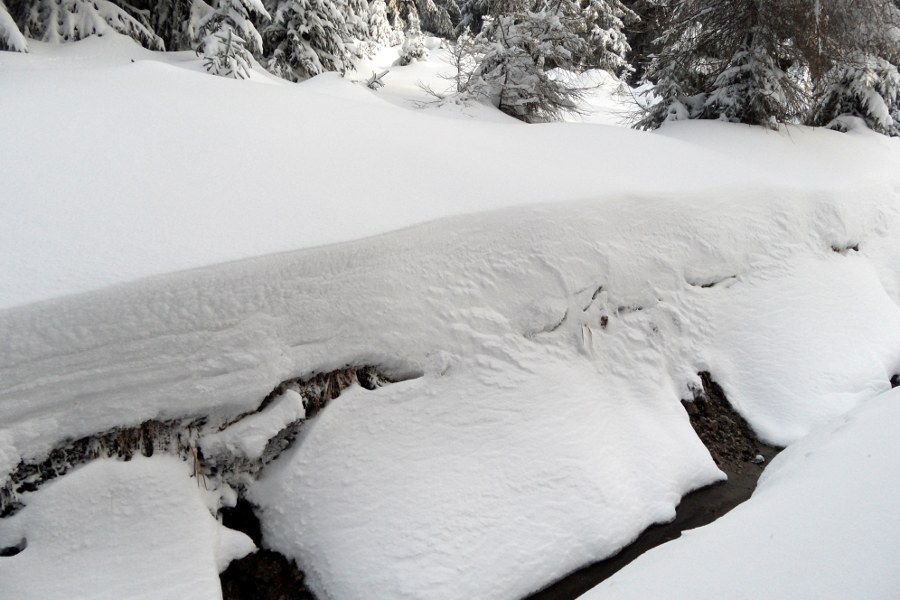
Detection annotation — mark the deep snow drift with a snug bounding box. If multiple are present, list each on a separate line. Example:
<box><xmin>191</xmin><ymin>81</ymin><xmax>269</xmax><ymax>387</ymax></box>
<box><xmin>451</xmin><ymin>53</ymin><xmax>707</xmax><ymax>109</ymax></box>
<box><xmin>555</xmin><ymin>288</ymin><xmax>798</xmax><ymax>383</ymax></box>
<box><xmin>1</xmin><ymin>35</ymin><xmax>898</xmax><ymax>309</ymax></box>
<box><xmin>2</xmin><ymin>34</ymin><xmax>900</xmax><ymax>600</ymax></box>
<box><xmin>583</xmin><ymin>387</ymin><xmax>900</xmax><ymax>600</ymax></box>
<box><xmin>0</xmin><ymin>456</ymin><xmax>254</xmax><ymax>600</ymax></box>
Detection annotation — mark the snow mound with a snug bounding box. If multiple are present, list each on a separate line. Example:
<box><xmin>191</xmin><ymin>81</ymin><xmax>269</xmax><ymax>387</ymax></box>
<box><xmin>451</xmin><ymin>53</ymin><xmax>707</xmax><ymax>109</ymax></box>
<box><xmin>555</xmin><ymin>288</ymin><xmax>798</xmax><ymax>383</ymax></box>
<box><xmin>2</xmin><ymin>36</ymin><xmax>899</xmax><ymax>309</ymax></box>
<box><xmin>202</xmin><ymin>389</ymin><xmax>305</xmax><ymax>461</ymax></box>
<box><xmin>251</xmin><ymin>362</ymin><xmax>720</xmax><ymax>600</ymax></box>
<box><xmin>704</xmin><ymin>256</ymin><xmax>900</xmax><ymax>445</ymax></box>
<box><xmin>583</xmin><ymin>387</ymin><xmax>900</xmax><ymax>600</ymax></box>
<box><xmin>0</xmin><ymin>456</ymin><xmax>254</xmax><ymax>600</ymax></box>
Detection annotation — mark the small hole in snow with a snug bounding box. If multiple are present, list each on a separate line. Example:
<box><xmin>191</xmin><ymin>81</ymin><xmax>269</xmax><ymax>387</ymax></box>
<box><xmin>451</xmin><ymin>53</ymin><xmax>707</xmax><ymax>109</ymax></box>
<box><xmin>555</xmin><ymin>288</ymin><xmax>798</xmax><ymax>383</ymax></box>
<box><xmin>0</xmin><ymin>538</ymin><xmax>26</xmax><ymax>557</ymax></box>
<box><xmin>221</xmin><ymin>499</ymin><xmax>262</xmax><ymax>546</ymax></box>
<box><xmin>831</xmin><ymin>243</ymin><xmax>860</xmax><ymax>255</ymax></box>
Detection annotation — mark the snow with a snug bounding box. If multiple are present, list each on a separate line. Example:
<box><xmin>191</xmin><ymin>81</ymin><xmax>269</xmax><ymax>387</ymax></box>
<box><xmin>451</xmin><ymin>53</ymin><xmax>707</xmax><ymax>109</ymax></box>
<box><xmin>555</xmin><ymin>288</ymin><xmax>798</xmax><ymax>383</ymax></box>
<box><xmin>251</xmin><ymin>363</ymin><xmax>719</xmax><ymax>600</ymax></box>
<box><xmin>582</xmin><ymin>387</ymin><xmax>900</xmax><ymax>600</ymax></box>
<box><xmin>1</xmin><ymin>33</ymin><xmax>900</xmax><ymax>600</ymax></box>
<box><xmin>2</xmin><ymin>36</ymin><xmax>898</xmax><ymax>309</ymax></box>
<box><xmin>202</xmin><ymin>389</ymin><xmax>305</xmax><ymax>461</ymax></box>
<box><xmin>704</xmin><ymin>255</ymin><xmax>900</xmax><ymax>446</ymax></box>
<box><xmin>0</xmin><ymin>456</ymin><xmax>254</xmax><ymax>600</ymax></box>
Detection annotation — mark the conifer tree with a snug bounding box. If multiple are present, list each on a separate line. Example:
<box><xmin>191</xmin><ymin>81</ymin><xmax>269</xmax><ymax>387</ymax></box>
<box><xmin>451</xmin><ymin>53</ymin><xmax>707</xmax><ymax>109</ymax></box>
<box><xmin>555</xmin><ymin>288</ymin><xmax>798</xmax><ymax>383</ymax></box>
<box><xmin>455</xmin><ymin>0</ymin><xmax>632</xmax><ymax>122</ymax></box>
<box><xmin>340</xmin><ymin>0</ymin><xmax>370</xmax><ymax>49</ymax></box>
<box><xmin>467</xmin><ymin>5</ymin><xmax>589</xmax><ymax>122</ymax></box>
<box><xmin>398</xmin><ymin>9</ymin><xmax>426</xmax><ymax>63</ymax></box>
<box><xmin>384</xmin><ymin>0</ymin><xmax>457</xmax><ymax>37</ymax></box>
<box><xmin>701</xmin><ymin>30</ymin><xmax>800</xmax><ymax>127</ymax></box>
<box><xmin>458</xmin><ymin>0</ymin><xmax>490</xmax><ymax>33</ymax></box>
<box><xmin>575</xmin><ymin>0</ymin><xmax>636</xmax><ymax>73</ymax></box>
<box><xmin>639</xmin><ymin>0</ymin><xmax>900</xmax><ymax>133</ymax></box>
<box><xmin>0</xmin><ymin>0</ymin><xmax>27</xmax><ymax>50</ymax></box>
<box><xmin>417</xmin><ymin>0</ymin><xmax>456</xmax><ymax>35</ymax></box>
<box><xmin>638</xmin><ymin>0</ymin><xmax>806</xmax><ymax>129</ymax></box>
<box><xmin>263</xmin><ymin>0</ymin><xmax>354</xmax><ymax>80</ymax></box>
<box><xmin>196</xmin><ymin>0</ymin><xmax>269</xmax><ymax>77</ymax></box>
<box><xmin>152</xmin><ymin>0</ymin><xmax>200</xmax><ymax>50</ymax></box>
<box><xmin>5</xmin><ymin>0</ymin><xmax>163</xmax><ymax>49</ymax></box>
<box><xmin>812</xmin><ymin>54</ymin><xmax>900</xmax><ymax>136</ymax></box>
<box><xmin>368</xmin><ymin>0</ymin><xmax>394</xmax><ymax>45</ymax></box>
<box><xmin>621</xmin><ymin>0</ymin><xmax>665</xmax><ymax>82</ymax></box>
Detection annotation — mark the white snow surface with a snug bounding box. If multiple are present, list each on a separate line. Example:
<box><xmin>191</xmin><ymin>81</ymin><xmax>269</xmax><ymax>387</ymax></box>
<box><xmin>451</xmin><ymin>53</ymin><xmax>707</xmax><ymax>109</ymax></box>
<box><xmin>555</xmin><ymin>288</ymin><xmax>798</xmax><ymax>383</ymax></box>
<box><xmin>583</xmin><ymin>386</ymin><xmax>900</xmax><ymax>600</ymax></box>
<box><xmin>251</xmin><ymin>366</ymin><xmax>719</xmax><ymax>600</ymax></box>
<box><xmin>0</xmin><ymin>456</ymin><xmax>255</xmax><ymax>600</ymax></box>
<box><xmin>201</xmin><ymin>389</ymin><xmax>305</xmax><ymax>461</ymax></box>
<box><xmin>704</xmin><ymin>255</ymin><xmax>900</xmax><ymax>445</ymax></box>
<box><xmin>2</xmin><ymin>33</ymin><xmax>900</xmax><ymax>600</ymax></box>
<box><xmin>1</xmin><ymin>35</ymin><xmax>898</xmax><ymax>309</ymax></box>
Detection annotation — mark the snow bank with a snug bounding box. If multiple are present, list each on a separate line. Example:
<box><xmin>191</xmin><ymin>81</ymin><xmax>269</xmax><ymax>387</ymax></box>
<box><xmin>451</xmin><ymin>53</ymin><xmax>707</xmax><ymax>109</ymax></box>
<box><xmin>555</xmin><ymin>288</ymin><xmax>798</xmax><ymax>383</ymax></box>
<box><xmin>0</xmin><ymin>456</ymin><xmax>254</xmax><ymax>600</ymax></box>
<box><xmin>251</xmin><ymin>365</ymin><xmax>719</xmax><ymax>600</ymax></box>
<box><xmin>2</xmin><ymin>163</ymin><xmax>900</xmax><ymax>599</ymax></box>
<box><xmin>704</xmin><ymin>256</ymin><xmax>900</xmax><ymax>446</ymax></box>
<box><xmin>202</xmin><ymin>389</ymin><xmax>305</xmax><ymax>461</ymax></box>
<box><xmin>1</xmin><ymin>36</ymin><xmax>898</xmax><ymax>308</ymax></box>
<box><xmin>582</xmin><ymin>387</ymin><xmax>900</xmax><ymax>600</ymax></box>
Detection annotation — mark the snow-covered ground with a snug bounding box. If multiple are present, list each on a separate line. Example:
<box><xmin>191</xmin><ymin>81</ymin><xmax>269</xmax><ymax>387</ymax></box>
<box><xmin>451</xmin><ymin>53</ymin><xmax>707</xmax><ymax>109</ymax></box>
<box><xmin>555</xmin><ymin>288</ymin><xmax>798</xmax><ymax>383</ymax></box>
<box><xmin>2</xmin><ymin>34</ymin><xmax>900</xmax><ymax>600</ymax></box>
<box><xmin>0</xmin><ymin>456</ymin><xmax>254</xmax><ymax>600</ymax></box>
<box><xmin>583</xmin><ymin>387</ymin><xmax>900</xmax><ymax>600</ymax></box>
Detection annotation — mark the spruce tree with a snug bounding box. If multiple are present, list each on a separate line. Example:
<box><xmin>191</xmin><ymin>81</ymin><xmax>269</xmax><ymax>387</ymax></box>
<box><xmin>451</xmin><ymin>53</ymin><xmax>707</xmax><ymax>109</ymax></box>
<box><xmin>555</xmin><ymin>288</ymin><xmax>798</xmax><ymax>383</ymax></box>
<box><xmin>806</xmin><ymin>1</ymin><xmax>900</xmax><ymax>135</ymax></box>
<box><xmin>196</xmin><ymin>0</ymin><xmax>269</xmax><ymax>78</ymax></box>
<box><xmin>368</xmin><ymin>0</ymin><xmax>394</xmax><ymax>46</ymax></box>
<box><xmin>453</xmin><ymin>0</ymin><xmax>634</xmax><ymax>121</ymax></box>
<box><xmin>468</xmin><ymin>5</ymin><xmax>589</xmax><ymax>122</ymax></box>
<box><xmin>417</xmin><ymin>0</ymin><xmax>457</xmax><ymax>35</ymax></box>
<box><xmin>384</xmin><ymin>0</ymin><xmax>458</xmax><ymax>37</ymax></box>
<box><xmin>398</xmin><ymin>10</ymin><xmax>426</xmax><ymax>64</ymax></box>
<box><xmin>0</xmin><ymin>0</ymin><xmax>27</xmax><ymax>50</ymax></box>
<box><xmin>458</xmin><ymin>0</ymin><xmax>490</xmax><ymax>33</ymax></box>
<box><xmin>702</xmin><ymin>30</ymin><xmax>800</xmax><ymax>127</ymax></box>
<box><xmin>640</xmin><ymin>0</ymin><xmax>900</xmax><ymax>133</ymax></box>
<box><xmin>812</xmin><ymin>54</ymin><xmax>900</xmax><ymax>136</ymax></box>
<box><xmin>340</xmin><ymin>0</ymin><xmax>370</xmax><ymax>51</ymax></box>
<box><xmin>5</xmin><ymin>0</ymin><xmax>163</xmax><ymax>49</ymax></box>
<box><xmin>639</xmin><ymin>0</ymin><xmax>806</xmax><ymax>129</ymax></box>
<box><xmin>263</xmin><ymin>0</ymin><xmax>354</xmax><ymax>80</ymax></box>
<box><xmin>622</xmin><ymin>0</ymin><xmax>665</xmax><ymax>82</ymax></box>
<box><xmin>148</xmin><ymin>0</ymin><xmax>189</xmax><ymax>50</ymax></box>
<box><xmin>575</xmin><ymin>0</ymin><xmax>636</xmax><ymax>74</ymax></box>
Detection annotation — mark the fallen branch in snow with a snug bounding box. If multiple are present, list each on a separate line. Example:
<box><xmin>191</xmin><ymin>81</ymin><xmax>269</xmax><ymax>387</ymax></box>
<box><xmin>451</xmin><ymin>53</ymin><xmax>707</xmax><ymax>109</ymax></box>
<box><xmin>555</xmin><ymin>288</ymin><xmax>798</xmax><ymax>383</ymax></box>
<box><xmin>366</xmin><ymin>70</ymin><xmax>389</xmax><ymax>90</ymax></box>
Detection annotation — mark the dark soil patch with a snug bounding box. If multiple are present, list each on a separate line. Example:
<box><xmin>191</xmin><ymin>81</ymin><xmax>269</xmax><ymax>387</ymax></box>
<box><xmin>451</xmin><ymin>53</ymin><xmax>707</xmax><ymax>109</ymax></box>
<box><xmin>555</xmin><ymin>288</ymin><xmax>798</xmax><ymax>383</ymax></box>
<box><xmin>221</xmin><ymin>498</ymin><xmax>264</xmax><ymax>546</ymax></box>
<box><xmin>1</xmin><ymin>418</ymin><xmax>203</xmax><ymax>517</ymax></box>
<box><xmin>524</xmin><ymin>372</ymin><xmax>779</xmax><ymax>600</ymax></box>
<box><xmin>0</xmin><ymin>538</ymin><xmax>26</xmax><ymax>557</ymax></box>
<box><xmin>221</xmin><ymin>549</ymin><xmax>313</xmax><ymax>600</ymax></box>
<box><xmin>891</xmin><ymin>374</ymin><xmax>899</xmax><ymax>389</ymax></box>
<box><xmin>688</xmin><ymin>275</ymin><xmax>737</xmax><ymax>289</ymax></box>
<box><xmin>220</xmin><ymin>498</ymin><xmax>315</xmax><ymax>600</ymax></box>
<box><xmin>267</xmin><ymin>365</ymin><xmax>398</xmax><ymax>419</ymax></box>
<box><xmin>682</xmin><ymin>372</ymin><xmax>776</xmax><ymax>473</ymax></box>
<box><xmin>831</xmin><ymin>243</ymin><xmax>860</xmax><ymax>254</ymax></box>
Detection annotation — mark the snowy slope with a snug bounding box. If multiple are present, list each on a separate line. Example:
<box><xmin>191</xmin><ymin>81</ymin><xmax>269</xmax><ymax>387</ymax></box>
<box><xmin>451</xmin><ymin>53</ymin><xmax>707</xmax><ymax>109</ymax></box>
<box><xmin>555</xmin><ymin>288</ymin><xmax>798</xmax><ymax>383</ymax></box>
<box><xmin>2</xmin><ymin>34</ymin><xmax>900</xmax><ymax>600</ymax></box>
<box><xmin>2</xmin><ymin>36</ymin><xmax>898</xmax><ymax>308</ymax></box>
<box><xmin>583</xmin><ymin>387</ymin><xmax>900</xmax><ymax>600</ymax></box>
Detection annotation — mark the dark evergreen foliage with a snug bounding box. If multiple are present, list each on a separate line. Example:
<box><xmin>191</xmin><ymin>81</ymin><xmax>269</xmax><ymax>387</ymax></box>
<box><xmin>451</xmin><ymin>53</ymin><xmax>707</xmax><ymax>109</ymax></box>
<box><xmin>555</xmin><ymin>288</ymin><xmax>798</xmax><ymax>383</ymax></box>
<box><xmin>637</xmin><ymin>0</ymin><xmax>900</xmax><ymax>133</ymax></box>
